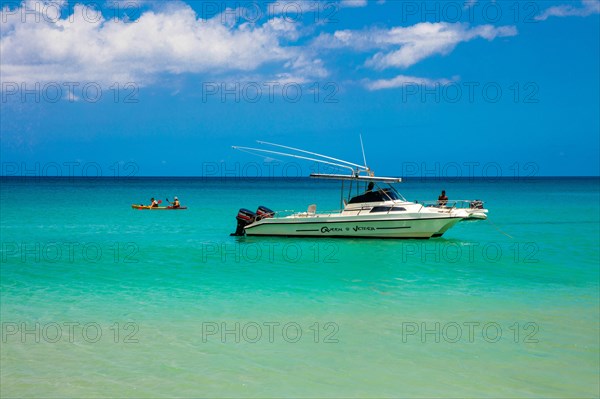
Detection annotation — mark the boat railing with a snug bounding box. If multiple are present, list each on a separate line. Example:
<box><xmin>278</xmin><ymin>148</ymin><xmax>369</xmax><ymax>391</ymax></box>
<box><xmin>267</xmin><ymin>200</ymin><xmax>485</xmax><ymax>218</ymax></box>
<box><xmin>283</xmin><ymin>206</ymin><xmax>400</xmax><ymax>217</ymax></box>
<box><xmin>270</xmin><ymin>209</ymin><xmax>342</xmax><ymax>218</ymax></box>
<box><xmin>418</xmin><ymin>199</ymin><xmax>486</xmax><ymax>210</ymax></box>
<box><xmin>270</xmin><ymin>209</ymin><xmax>297</xmax><ymax>217</ymax></box>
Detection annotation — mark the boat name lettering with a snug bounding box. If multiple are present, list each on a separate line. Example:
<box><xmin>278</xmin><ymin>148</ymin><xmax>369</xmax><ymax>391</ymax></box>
<box><xmin>353</xmin><ymin>226</ymin><xmax>375</xmax><ymax>231</ymax></box>
<box><xmin>321</xmin><ymin>227</ymin><xmax>343</xmax><ymax>233</ymax></box>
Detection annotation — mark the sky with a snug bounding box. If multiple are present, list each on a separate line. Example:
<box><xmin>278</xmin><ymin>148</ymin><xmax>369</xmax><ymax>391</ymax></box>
<box><xmin>1</xmin><ymin>0</ymin><xmax>599</xmax><ymax>177</ymax></box>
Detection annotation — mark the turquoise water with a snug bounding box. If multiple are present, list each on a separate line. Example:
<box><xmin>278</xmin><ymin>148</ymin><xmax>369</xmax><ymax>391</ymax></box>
<box><xmin>1</xmin><ymin>177</ymin><xmax>599</xmax><ymax>398</ymax></box>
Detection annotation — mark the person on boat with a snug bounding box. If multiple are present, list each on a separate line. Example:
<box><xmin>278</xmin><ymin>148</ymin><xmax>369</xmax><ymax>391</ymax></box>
<box><xmin>366</xmin><ymin>182</ymin><xmax>375</xmax><ymax>192</ymax></box>
<box><xmin>169</xmin><ymin>197</ymin><xmax>180</xmax><ymax>209</ymax></box>
<box><xmin>150</xmin><ymin>198</ymin><xmax>159</xmax><ymax>208</ymax></box>
<box><xmin>438</xmin><ymin>190</ymin><xmax>448</xmax><ymax>207</ymax></box>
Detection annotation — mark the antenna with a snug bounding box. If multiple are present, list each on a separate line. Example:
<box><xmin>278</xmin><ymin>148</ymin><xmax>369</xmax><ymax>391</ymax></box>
<box><xmin>359</xmin><ymin>134</ymin><xmax>368</xmax><ymax>170</ymax></box>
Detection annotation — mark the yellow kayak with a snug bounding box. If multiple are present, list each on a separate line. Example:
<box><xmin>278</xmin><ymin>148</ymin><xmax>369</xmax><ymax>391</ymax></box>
<box><xmin>131</xmin><ymin>204</ymin><xmax>187</xmax><ymax>210</ymax></box>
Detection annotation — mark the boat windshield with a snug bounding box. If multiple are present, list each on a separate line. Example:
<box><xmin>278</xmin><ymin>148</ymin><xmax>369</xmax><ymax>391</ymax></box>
<box><xmin>348</xmin><ymin>188</ymin><xmax>400</xmax><ymax>204</ymax></box>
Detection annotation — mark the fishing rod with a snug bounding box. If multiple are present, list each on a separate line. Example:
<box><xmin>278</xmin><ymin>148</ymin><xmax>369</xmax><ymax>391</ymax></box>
<box><xmin>256</xmin><ymin>140</ymin><xmax>368</xmax><ymax>171</ymax></box>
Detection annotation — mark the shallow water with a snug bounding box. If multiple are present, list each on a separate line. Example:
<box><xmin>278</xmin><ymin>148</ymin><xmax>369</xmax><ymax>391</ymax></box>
<box><xmin>1</xmin><ymin>177</ymin><xmax>599</xmax><ymax>397</ymax></box>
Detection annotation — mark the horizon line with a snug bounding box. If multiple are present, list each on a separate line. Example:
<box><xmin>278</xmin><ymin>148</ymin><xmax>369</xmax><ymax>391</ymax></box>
<box><xmin>1</xmin><ymin>176</ymin><xmax>599</xmax><ymax>179</ymax></box>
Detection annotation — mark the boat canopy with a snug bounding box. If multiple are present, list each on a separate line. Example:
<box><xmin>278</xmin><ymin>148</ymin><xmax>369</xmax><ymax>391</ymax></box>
<box><xmin>310</xmin><ymin>173</ymin><xmax>402</xmax><ymax>183</ymax></box>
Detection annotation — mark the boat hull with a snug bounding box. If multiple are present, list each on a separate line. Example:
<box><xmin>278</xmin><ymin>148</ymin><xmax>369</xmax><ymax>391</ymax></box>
<box><xmin>464</xmin><ymin>209</ymin><xmax>488</xmax><ymax>220</ymax></box>
<box><xmin>244</xmin><ymin>215</ymin><xmax>462</xmax><ymax>239</ymax></box>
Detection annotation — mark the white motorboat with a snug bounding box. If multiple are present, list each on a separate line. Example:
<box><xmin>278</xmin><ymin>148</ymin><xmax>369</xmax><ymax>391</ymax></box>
<box><xmin>230</xmin><ymin>141</ymin><xmax>484</xmax><ymax>239</ymax></box>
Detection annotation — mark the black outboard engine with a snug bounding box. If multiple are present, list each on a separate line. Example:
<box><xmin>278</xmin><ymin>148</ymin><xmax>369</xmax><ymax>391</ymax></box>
<box><xmin>231</xmin><ymin>208</ymin><xmax>256</xmax><ymax>236</ymax></box>
<box><xmin>256</xmin><ymin>205</ymin><xmax>274</xmax><ymax>221</ymax></box>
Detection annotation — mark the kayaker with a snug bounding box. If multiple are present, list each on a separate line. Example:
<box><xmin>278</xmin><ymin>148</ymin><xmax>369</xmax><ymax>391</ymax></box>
<box><xmin>169</xmin><ymin>197</ymin><xmax>180</xmax><ymax>208</ymax></box>
<box><xmin>150</xmin><ymin>198</ymin><xmax>159</xmax><ymax>208</ymax></box>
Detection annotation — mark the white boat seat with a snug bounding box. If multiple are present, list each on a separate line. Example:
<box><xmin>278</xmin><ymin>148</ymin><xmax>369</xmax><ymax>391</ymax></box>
<box><xmin>307</xmin><ymin>204</ymin><xmax>317</xmax><ymax>215</ymax></box>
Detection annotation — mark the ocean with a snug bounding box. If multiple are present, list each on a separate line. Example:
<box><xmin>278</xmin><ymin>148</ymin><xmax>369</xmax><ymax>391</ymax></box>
<box><xmin>1</xmin><ymin>177</ymin><xmax>599</xmax><ymax>398</ymax></box>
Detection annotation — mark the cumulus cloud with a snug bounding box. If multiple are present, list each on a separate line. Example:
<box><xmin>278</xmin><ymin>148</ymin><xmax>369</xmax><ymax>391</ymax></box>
<box><xmin>314</xmin><ymin>22</ymin><xmax>517</xmax><ymax>70</ymax></box>
<box><xmin>364</xmin><ymin>74</ymin><xmax>454</xmax><ymax>91</ymax></box>
<box><xmin>266</xmin><ymin>0</ymin><xmax>322</xmax><ymax>14</ymax></box>
<box><xmin>0</xmin><ymin>1</ymin><xmax>315</xmax><ymax>86</ymax></box>
<box><xmin>267</xmin><ymin>0</ymin><xmax>368</xmax><ymax>13</ymax></box>
<box><xmin>536</xmin><ymin>0</ymin><xmax>600</xmax><ymax>21</ymax></box>
<box><xmin>1</xmin><ymin>1</ymin><xmax>522</xmax><ymax>92</ymax></box>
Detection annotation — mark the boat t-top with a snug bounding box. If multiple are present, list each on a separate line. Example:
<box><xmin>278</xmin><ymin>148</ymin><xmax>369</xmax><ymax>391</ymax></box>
<box><xmin>230</xmin><ymin>140</ymin><xmax>487</xmax><ymax>239</ymax></box>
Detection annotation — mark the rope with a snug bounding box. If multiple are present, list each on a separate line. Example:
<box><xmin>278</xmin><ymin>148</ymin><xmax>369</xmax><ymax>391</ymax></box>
<box><xmin>486</xmin><ymin>218</ymin><xmax>514</xmax><ymax>239</ymax></box>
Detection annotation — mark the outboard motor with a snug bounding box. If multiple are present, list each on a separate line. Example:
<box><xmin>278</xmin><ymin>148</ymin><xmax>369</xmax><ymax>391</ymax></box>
<box><xmin>231</xmin><ymin>208</ymin><xmax>256</xmax><ymax>236</ymax></box>
<box><xmin>256</xmin><ymin>205</ymin><xmax>274</xmax><ymax>221</ymax></box>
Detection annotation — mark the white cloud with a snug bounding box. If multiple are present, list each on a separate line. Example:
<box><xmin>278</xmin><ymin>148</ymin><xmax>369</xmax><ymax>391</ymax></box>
<box><xmin>536</xmin><ymin>0</ymin><xmax>600</xmax><ymax>21</ymax></box>
<box><xmin>340</xmin><ymin>0</ymin><xmax>368</xmax><ymax>8</ymax></box>
<box><xmin>285</xmin><ymin>54</ymin><xmax>329</xmax><ymax>79</ymax></box>
<box><xmin>266</xmin><ymin>1</ymin><xmax>321</xmax><ymax>14</ymax></box>
<box><xmin>267</xmin><ymin>0</ymin><xmax>368</xmax><ymax>13</ymax></box>
<box><xmin>0</xmin><ymin>2</ymin><xmax>315</xmax><ymax>86</ymax></box>
<box><xmin>66</xmin><ymin>89</ymin><xmax>80</xmax><ymax>102</ymax></box>
<box><xmin>364</xmin><ymin>74</ymin><xmax>453</xmax><ymax>91</ymax></box>
<box><xmin>0</xmin><ymin>2</ymin><xmax>522</xmax><ymax>92</ymax></box>
<box><xmin>314</xmin><ymin>22</ymin><xmax>517</xmax><ymax>70</ymax></box>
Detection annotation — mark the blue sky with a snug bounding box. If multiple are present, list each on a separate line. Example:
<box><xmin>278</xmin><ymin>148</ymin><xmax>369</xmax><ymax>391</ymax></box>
<box><xmin>1</xmin><ymin>0</ymin><xmax>599</xmax><ymax>177</ymax></box>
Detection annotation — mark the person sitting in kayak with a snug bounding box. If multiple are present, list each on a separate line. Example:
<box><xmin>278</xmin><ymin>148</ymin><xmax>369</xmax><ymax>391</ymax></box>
<box><xmin>169</xmin><ymin>197</ymin><xmax>180</xmax><ymax>209</ymax></box>
<box><xmin>150</xmin><ymin>198</ymin><xmax>159</xmax><ymax>208</ymax></box>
